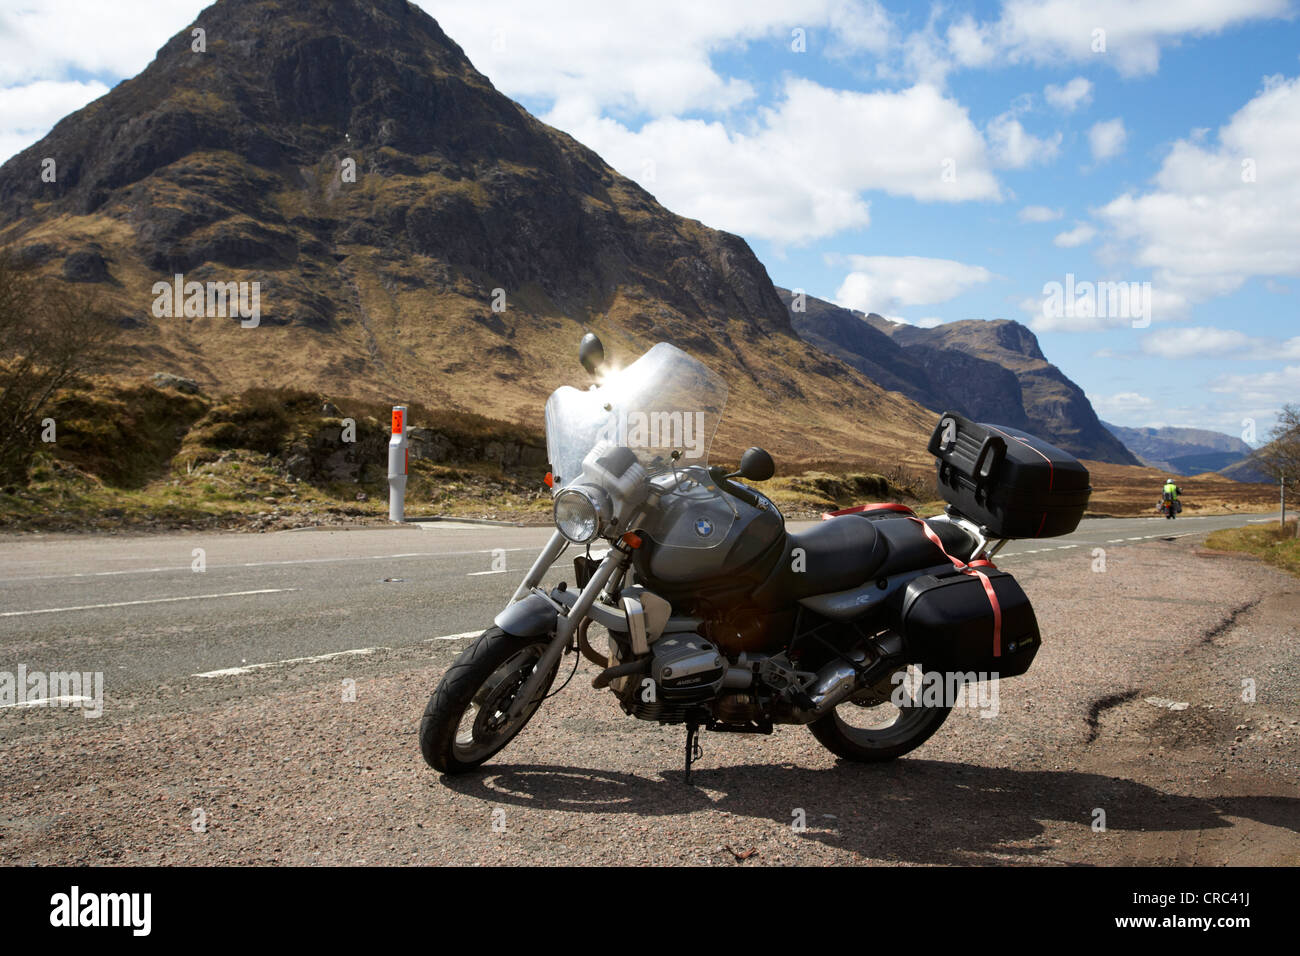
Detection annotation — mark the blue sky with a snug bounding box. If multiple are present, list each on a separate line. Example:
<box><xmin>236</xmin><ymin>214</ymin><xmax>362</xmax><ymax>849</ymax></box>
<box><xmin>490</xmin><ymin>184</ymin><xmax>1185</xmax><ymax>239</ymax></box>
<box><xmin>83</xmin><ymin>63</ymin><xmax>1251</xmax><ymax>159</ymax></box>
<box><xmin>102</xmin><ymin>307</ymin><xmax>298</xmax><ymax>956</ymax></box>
<box><xmin>2</xmin><ymin>0</ymin><xmax>1298</xmax><ymax>442</ymax></box>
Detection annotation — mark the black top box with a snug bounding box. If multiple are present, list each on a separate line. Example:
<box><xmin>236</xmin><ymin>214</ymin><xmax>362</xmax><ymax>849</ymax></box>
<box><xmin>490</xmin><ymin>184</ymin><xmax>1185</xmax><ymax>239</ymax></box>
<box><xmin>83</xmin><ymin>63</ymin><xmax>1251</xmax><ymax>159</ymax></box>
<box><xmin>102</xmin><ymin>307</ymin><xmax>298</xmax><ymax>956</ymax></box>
<box><xmin>927</xmin><ymin>411</ymin><xmax>1092</xmax><ymax>539</ymax></box>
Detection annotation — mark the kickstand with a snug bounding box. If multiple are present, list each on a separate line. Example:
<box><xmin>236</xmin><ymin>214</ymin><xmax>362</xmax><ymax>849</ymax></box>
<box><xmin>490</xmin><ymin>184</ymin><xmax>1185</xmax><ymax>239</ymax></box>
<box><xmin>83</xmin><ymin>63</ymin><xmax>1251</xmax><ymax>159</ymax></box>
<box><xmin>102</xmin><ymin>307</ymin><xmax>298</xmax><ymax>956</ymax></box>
<box><xmin>683</xmin><ymin>721</ymin><xmax>703</xmax><ymax>785</ymax></box>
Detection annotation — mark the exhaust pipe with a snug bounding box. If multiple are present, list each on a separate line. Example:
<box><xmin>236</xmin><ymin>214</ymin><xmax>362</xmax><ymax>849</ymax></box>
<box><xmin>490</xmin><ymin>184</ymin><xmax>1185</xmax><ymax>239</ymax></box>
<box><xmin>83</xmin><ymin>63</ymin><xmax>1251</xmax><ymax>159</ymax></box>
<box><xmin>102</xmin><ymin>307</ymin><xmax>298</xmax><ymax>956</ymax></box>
<box><xmin>805</xmin><ymin>651</ymin><xmax>868</xmax><ymax>718</ymax></box>
<box><xmin>796</xmin><ymin>636</ymin><xmax>906</xmax><ymax>722</ymax></box>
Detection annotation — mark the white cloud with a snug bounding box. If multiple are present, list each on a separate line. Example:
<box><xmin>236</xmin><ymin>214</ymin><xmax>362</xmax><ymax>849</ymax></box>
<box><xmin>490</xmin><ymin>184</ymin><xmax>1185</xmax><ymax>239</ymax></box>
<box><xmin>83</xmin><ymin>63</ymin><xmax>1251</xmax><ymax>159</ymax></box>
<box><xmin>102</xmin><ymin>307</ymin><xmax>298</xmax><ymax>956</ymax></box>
<box><xmin>834</xmin><ymin>255</ymin><xmax>994</xmax><ymax>312</ymax></box>
<box><xmin>0</xmin><ymin>0</ymin><xmax>204</xmax><ymax>85</ymax></box>
<box><xmin>899</xmin><ymin>15</ymin><xmax>956</xmax><ymax>88</ymax></box>
<box><xmin>1096</xmin><ymin>75</ymin><xmax>1300</xmax><ymax>313</ymax></box>
<box><xmin>0</xmin><ymin>79</ymin><xmax>109</xmax><ymax>161</ymax></box>
<box><xmin>1088</xmin><ymin>118</ymin><xmax>1127</xmax><ymax>162</ymax></box>
<box><xmin>1090</xmin><ymin>391</ymin><xmax>1156</xmax><ymax>417</ymax></box>
<box><xmin>945</xmin><ymin>15</ymin><xmax>997</xmax><ymax>68</ymax></box>
<box><xmin>1019</xmin><ymin>205</ymin><xmax>1064</xmax><ymax>222</ymax></box>
<box><xmin>822</xmin><ymin>0</ymin><xmax>897</xmax><ymax>58</ymax></box>
<box><xmin>0</xmin><ymin>1</ymin><xmax>897</xmax><ymax>131</ymax></box>
<box><xmin>1140</xmin><ymin>326</ymin><xmax>1252</xmax><ymax>358</ymax></box>
<box><xmin>987</xmin><ymin>112</ymin><xmax>1062</xmax><ymax>168</ymax></box>
<box><xmin>1044</xmin><ymin>76</ymin><xmax>1093</xmax><ymax>112</ymax></box>
<box><xmin>1053</xmin><ymin>223</ymin><xmax>1097</xmax><ymax>246</ymax></box>
<box><xmin>426</xmin><ymin>0</ymin><xmax>895</xmax><ymax>118</ymax></box>
<box><xmin>561</xmin><ymin>79</ymin><xmax>1001</xmax><ymax>244</ymax></box>
<box><xmin>1141</xmin><ymin>327</ymin><xmax>1300</xmax><ymax>359</ymax></box>
<box><xmin>952</xmin><ymin>0</ymin><xmax>1290</xmax><ymax>78</ymax></box>
<box><xmin>1210</xmin><ymin>364</ymin><xmax>1300</xmax><ymax>407</ymax></box>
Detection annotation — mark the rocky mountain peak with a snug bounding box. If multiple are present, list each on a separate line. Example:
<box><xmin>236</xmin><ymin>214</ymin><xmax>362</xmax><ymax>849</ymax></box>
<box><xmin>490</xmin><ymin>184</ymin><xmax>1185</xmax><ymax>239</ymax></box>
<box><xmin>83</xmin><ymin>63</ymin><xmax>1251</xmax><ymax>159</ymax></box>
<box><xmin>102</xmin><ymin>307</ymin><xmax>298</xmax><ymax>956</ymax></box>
<box><xmin>0</xmin><ymin>0</ymin><xmax>940</xmax><ymax>468</ymax></box>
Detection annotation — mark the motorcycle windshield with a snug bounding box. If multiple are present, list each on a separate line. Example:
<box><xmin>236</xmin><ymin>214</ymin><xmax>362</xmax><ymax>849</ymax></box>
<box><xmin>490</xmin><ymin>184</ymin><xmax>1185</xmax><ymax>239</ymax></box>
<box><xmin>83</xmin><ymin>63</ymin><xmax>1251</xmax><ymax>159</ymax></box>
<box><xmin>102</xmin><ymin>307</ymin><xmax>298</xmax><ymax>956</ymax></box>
<box><xmin>544</xmin><ymin>342</ymin><xmax>734</xmax><ymax>548</ymax></box>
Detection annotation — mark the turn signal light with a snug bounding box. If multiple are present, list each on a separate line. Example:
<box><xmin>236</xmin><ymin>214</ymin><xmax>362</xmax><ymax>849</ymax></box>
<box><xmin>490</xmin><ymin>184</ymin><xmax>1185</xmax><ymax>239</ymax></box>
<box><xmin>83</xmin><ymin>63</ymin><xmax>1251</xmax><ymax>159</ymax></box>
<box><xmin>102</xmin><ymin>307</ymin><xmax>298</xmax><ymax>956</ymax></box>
<box><xmin>543</xmin><ymin>471</ymin><xmax>554</xmax><ymax>488</ymax></box>
<box><xmin>621</xmin><ymin>532</ymin><xmax>643</xmax><ymax>549</ymax></box>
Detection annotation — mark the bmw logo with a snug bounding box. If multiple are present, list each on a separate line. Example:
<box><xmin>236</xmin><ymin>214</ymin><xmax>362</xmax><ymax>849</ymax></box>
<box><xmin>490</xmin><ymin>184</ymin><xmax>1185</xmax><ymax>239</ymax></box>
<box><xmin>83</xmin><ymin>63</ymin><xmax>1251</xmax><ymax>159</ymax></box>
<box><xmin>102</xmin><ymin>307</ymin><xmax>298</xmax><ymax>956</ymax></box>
<box><xmin>695</xmin><ymin>517</ymin><xmax>714</xmax><ymax>537</ymax></box>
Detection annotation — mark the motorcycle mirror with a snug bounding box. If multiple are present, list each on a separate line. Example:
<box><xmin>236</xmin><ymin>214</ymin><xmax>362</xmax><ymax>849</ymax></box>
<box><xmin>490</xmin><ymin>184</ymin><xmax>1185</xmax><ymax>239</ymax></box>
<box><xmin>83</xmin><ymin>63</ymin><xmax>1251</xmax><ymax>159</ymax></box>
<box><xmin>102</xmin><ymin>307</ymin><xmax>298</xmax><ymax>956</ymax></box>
<box><xmin>578</xmin><ymin>333</ymin><xmax>605</xmax><ymax>376</ymax></box>
<box><xmin>737</xmin><ymin>446</ymin><xmax>775</xmax><ymax>482</ymax></box>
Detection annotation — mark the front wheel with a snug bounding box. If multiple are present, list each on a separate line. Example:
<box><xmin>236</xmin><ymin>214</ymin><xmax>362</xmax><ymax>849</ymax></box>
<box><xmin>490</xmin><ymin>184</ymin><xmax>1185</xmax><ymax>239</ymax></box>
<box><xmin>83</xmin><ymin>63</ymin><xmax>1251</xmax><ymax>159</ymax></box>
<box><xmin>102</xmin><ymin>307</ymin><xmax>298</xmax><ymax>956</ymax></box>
<box><xmin>808</xmin><ymin>663</ymin><xmax>952</xmax><ymax>762</ymax></box>
<box><xmin>419</xmin><ymin>626</ymin><xmax>560</xmax><ymax>774</ymax></box>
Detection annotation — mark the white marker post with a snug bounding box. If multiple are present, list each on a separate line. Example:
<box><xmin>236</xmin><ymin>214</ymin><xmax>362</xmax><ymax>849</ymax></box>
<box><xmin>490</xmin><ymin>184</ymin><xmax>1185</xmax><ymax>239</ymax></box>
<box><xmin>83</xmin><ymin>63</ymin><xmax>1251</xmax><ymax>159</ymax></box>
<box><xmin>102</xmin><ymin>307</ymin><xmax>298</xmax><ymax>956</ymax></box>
<box><xmin>388</xmin><ymin>405</ymin><xmax>408</xmax><ymax>523</ymax></box>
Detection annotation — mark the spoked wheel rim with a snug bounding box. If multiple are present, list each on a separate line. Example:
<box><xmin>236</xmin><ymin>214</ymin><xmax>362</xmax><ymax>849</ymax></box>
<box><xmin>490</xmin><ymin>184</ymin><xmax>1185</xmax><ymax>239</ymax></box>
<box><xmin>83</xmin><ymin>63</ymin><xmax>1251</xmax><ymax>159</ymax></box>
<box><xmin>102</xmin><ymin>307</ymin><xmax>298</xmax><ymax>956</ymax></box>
<box><xmin>832</xmin><ymin>663</ymin><xmax>946</xmax><ymax>749</ymax></box>
<box><xmin>452</xmin><ymin>646</ymin><xmax>549</xmax><ymax>763</ymax></box>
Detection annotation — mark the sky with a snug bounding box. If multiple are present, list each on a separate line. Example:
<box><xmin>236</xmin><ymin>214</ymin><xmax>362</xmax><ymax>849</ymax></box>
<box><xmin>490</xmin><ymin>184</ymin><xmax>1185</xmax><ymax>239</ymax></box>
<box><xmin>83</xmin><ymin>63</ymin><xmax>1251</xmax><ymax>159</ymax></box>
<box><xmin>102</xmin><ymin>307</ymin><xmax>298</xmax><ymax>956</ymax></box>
<box><xmin>1</xmin><ymin>0</ymin><xmax>1298</xmax><ymax>443</ymax></box>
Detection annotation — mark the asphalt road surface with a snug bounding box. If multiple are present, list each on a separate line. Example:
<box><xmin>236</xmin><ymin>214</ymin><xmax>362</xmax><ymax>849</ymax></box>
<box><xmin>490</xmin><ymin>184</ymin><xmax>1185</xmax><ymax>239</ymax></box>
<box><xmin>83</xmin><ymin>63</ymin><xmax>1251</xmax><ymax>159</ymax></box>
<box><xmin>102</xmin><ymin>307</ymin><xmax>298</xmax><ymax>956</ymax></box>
<box><xmin>0</xmin><ymin>511</ymin><xmax>1274</xmax><ymax>689</ymax></box>
<box><xmin>1</xmin><ymin>510</ymin><xmax>1297</xmax><ymax>865</ymax></box>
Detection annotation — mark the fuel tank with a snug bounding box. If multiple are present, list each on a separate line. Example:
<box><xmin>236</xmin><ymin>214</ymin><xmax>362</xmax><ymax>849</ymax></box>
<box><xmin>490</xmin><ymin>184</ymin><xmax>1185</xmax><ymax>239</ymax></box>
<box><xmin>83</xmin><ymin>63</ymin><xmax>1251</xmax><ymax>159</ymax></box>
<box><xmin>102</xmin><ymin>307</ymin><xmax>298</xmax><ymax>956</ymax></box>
<box><xmin>632</xmin><ymin>487</ymin><xmax>786</xmax><ymax>610</ymax></box>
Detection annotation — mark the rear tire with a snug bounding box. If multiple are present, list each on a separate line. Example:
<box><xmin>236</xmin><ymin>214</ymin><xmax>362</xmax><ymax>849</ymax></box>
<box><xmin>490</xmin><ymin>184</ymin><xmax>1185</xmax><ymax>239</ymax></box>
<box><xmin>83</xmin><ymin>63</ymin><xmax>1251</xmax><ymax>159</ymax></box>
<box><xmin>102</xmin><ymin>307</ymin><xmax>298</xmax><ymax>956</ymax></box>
<box><xmin>808</xmin><ymin>663</ymin><xmax>952</xmax><ymax>762</ymax></box>
<box><xmin>419</xmin><ymin>627</ymin><xmax>559</xmax><ymax>774</ymax></box>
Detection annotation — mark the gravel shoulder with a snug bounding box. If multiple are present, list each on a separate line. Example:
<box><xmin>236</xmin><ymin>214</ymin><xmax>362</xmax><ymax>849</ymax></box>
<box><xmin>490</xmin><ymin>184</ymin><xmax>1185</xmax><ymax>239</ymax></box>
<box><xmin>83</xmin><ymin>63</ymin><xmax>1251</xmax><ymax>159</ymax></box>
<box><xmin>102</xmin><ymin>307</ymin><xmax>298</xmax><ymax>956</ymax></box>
<box><xmin>1</xmin><ymin>532</ymin><xmax>1297</xmax><ymax>866</ymax></box>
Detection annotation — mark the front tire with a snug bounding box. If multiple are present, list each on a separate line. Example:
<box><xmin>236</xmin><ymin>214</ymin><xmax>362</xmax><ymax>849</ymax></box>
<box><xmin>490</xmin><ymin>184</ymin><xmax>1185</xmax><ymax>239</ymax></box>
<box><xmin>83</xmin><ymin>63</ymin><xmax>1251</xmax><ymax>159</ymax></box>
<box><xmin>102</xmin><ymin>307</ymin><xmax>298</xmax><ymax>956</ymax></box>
<box><xmin>420</xmin><ymin>626</ymin><xmax>559</xmax><ymax>774</ymax></box>
<box><xmin>808</xmin><ymin>663</ymin><xmax>952</xmax><ymax>762</ymax></box>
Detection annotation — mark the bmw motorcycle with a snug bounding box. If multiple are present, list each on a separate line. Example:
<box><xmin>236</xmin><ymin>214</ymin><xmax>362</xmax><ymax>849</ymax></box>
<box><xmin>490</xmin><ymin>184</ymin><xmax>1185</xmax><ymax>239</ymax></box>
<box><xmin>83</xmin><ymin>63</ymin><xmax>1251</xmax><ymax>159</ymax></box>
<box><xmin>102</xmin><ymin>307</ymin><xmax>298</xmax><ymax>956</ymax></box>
<box><xmin>419</xmin><ymin>336</ymin><xmax>1090</xmax><ymax>780</ymax></box>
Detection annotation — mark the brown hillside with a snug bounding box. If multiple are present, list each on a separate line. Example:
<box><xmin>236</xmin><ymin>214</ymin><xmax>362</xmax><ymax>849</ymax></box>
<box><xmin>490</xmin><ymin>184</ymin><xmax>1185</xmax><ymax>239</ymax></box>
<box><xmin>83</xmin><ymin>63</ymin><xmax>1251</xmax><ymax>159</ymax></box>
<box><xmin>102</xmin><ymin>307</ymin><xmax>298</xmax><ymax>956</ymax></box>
<box><xmin>0</xmin><ymin>0</ymin><xmax>937</xmax><ymax>471</ymax></box>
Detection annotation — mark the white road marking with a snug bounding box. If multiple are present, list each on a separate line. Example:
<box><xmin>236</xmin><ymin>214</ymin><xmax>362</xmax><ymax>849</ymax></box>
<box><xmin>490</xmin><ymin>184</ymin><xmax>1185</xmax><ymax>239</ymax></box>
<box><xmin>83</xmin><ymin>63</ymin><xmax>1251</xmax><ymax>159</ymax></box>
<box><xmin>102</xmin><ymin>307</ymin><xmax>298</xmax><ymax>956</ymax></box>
<box><xmin>423</xmin><ymin>631</ymin><xmax>480</xmax><ymax>642</ymax></box>
<box><xmin>0</xmin><ymin>548</ymin><xmax>532</xmax><ymax>584</ymax></box>
<box><xmin>466</xmin><ymin>569</ymin><xmax>507</xmax><ymax>576</ymax></box>
<box><xmin>0</xmin><ymin>695</ymin><xmax>94</xmax><ymax>709</ymax></box>
<box><xmin>192</xmin><ymin>647</ymin><xmax>384</xmax><ymax>678</ymax></box>
<box><xmin>0</xmin><ymin>588</ymin><xmax>299</xmax><ymax>618</ymax></box>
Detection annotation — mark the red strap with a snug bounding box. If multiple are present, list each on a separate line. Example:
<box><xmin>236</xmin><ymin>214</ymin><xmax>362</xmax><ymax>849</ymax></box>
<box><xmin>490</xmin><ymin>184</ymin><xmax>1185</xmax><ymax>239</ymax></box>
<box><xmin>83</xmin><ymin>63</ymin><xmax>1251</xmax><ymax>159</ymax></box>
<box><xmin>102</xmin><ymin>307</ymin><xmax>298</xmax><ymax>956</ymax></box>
<box><xmin>908</xmin><ymin>517</ymin><xmax>1003</xmax><ymax>658</ymax></box>
<box><xmin>821</xmin><ymin>502</ymin><xmax>915</xmax><ymax>520</ymax></box>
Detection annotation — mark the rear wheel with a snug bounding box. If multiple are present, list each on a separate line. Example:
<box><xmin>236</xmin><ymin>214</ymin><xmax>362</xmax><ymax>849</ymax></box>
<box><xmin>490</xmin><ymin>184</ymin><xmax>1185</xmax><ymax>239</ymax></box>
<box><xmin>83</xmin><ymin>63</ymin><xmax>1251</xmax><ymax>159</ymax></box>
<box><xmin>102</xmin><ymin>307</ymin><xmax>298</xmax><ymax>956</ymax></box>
<box><xmin>808</xmin><ymin>663</ymin><xmax>951</xmax><ymax>762</ymax></box>
<box><xmin>420</xmin><ymin>627</ymin><xmax>560</xmax><ymax>774</ymax></box>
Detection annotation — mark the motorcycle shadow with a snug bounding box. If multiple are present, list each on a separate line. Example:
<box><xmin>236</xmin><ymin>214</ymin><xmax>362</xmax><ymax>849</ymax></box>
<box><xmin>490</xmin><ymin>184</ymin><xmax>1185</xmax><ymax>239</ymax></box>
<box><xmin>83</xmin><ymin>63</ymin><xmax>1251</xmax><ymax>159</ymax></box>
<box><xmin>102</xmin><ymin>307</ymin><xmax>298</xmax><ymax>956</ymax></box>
<box><xmin>441</xmin><ymin>758</ymin><xmax>1300</xmax><ymax>864</ymax></box>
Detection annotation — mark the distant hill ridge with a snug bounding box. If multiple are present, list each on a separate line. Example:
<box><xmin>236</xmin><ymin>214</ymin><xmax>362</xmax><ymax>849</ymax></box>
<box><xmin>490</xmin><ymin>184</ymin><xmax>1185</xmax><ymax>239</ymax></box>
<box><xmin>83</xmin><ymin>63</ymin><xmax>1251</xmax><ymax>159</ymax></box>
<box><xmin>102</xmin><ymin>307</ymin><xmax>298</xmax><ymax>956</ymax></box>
<box><xmin>1103</xmin><ymin>422</ymin><xmax>1254</xmax><ymax>476</ymax></box>
<box><xmin>777</xmin><ymin>288</ymin><xmax>1141</xmax><ymax>465</ymax></box>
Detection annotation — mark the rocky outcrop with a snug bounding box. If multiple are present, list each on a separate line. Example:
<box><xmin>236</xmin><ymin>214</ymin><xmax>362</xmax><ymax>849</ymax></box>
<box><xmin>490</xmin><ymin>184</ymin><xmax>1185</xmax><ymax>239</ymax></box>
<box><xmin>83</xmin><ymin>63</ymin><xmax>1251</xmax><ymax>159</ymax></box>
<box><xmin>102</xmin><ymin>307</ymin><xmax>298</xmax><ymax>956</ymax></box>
<box><xmin>780</xmin><ymin>289</ymin><xmax>1140</xmax><ymax>465</ymax></box>
<box><xmin>281</xmin><ymin>419</ymin><xmax>546</xmax><ymax>483</ymax></box>
<box><xmin>150</xmin><ymin>372</ymin><xmax>201</xmax><ymax>394</ymax></box>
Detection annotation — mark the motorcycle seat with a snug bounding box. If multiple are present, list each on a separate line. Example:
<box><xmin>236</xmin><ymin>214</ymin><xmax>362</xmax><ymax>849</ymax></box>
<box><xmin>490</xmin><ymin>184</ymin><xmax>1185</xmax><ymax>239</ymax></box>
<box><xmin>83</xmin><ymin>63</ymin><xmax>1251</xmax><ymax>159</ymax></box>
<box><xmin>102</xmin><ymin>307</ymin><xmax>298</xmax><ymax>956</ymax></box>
<box><xmin>749</xmin><ymin>514</ymin><xmax>888</xmax><ymax>606</ymax></box>
<box><xmin>750</xmin><ymin>512</ymin><xmax>982</xmax><ymax>609</ymax></box>
<box><xmin>866</xmin><ymin>512</ymin><xmax>979</xmax><ymax>576</ymax></box>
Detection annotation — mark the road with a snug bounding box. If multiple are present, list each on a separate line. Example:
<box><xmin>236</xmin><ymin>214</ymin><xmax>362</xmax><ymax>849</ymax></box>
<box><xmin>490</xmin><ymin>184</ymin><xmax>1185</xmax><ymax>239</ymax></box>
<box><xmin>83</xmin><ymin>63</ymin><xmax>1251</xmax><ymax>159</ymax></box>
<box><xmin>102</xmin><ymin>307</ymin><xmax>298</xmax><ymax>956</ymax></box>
<box><xmin>0</xmin><ymin>510</ymin><xmax>1297</xmax><ymax>866</ymax></box>
<box><xmin>0</xmin><ymin>512</ymin><xmax>1274</xmax><ymax>690</ymax></box>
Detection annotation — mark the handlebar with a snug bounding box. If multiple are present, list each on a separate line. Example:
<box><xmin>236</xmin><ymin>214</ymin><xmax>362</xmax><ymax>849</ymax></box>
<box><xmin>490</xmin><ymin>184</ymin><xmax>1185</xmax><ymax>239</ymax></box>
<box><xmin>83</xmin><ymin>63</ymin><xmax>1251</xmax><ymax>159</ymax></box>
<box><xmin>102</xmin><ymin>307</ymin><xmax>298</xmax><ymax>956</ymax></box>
<box><xmin>708</xmin><ymin>466</ymin><xmax>762</xmax><ymax>508</ymax></box>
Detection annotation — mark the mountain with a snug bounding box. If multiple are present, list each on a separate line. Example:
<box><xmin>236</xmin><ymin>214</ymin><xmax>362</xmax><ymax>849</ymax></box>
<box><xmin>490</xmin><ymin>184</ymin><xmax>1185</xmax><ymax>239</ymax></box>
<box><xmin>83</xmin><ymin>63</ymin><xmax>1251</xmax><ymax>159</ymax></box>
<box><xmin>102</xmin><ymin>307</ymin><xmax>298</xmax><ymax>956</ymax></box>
<box><xmin>1218</xmin><ymin>445</ymin><xmax>1278</xmax><ymax>484</ymax></box>
<box><xmin>778</xmin><ymin>290</ymin><xmax>1141</xmax><ymax>465</ymax></box>
<box><xmin>1102</xmin><ymin>422</ymin><xmax>1253</xmax><ymax>475</ymax></box>
<box><xmin>0</xmin><ymin>0</ymin><xmax>938</xmax><ymax>469</ymax></box>
<box><xmin>776</xmin><ymin>288</ymin><xmax>1030</xmax><ymax>426</ymax></box>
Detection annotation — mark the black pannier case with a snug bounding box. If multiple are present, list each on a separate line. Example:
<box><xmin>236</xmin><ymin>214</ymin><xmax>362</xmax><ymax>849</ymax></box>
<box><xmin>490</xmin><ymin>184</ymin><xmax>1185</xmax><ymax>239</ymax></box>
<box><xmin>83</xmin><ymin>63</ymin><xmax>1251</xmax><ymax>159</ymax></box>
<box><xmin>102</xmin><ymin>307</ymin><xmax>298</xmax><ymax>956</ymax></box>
<box><xmin>928</xmin><ymin>411</ymin><xmax>1091</xmax><ymax>539</ymax></box>
<box><xmin>900</xmin><ymin>569</ymin><xmax>1041</xmax><ymax>678</ymax></box>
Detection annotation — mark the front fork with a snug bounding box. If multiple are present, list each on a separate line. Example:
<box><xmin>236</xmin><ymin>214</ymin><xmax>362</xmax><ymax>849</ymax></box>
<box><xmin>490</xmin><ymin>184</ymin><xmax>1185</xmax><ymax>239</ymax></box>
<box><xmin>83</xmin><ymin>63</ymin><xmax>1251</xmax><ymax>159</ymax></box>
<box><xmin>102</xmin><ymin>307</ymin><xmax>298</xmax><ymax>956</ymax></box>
<box><xmin>501</xmin><ymin>534</ymin><xmax>630</xmax><ymax>721</ymax></box>
<box><xmin>509</xmin><ymin>530</ymin><xmax>569</xmax><ymax>604</ymax></box>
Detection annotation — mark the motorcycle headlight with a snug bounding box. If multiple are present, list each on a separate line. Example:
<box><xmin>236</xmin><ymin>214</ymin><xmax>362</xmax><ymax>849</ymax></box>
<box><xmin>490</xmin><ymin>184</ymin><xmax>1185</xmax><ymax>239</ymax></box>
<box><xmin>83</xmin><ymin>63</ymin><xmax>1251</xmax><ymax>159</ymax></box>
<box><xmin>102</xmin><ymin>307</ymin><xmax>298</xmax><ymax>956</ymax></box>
<box><xmin>553</xmin><ymin>485</ymin><xmax>611</xmax><ymax>543</ymax></box>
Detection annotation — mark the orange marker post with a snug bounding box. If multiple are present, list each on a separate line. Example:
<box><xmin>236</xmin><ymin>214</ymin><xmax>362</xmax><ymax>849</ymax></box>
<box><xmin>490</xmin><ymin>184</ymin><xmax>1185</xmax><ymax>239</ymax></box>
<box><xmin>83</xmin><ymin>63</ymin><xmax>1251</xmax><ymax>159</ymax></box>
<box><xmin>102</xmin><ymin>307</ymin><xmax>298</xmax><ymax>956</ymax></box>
<box><xmin>388</xmin><ymin>405</ymin><xmax>409</xmax><ymax>522</ymax></box>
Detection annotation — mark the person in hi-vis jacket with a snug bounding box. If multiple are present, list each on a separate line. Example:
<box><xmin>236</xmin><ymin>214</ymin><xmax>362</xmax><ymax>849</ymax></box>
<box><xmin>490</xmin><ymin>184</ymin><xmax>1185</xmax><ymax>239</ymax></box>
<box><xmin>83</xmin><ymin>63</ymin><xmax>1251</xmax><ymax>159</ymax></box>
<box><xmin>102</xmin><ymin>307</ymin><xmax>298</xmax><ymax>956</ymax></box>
<box><xmin>1162</xmin><ymin>478</ymin><xmax>1181</xmax><ymax>518</ymax></box>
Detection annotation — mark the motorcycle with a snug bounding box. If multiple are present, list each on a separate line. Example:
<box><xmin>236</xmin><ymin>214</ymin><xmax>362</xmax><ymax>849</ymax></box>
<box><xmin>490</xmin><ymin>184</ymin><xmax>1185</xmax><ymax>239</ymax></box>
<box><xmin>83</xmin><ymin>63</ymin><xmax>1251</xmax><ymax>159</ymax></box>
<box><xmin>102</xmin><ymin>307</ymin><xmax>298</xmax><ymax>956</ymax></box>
<box><xmin>1159</xmin><ymin>495</ymin><xmax>1182</xmax><ymax>519</ymax></box>
<box><xmin>419</xmin><ymin>336</ymin><xmax>1091</xmax><ymax>781</ymax></box>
